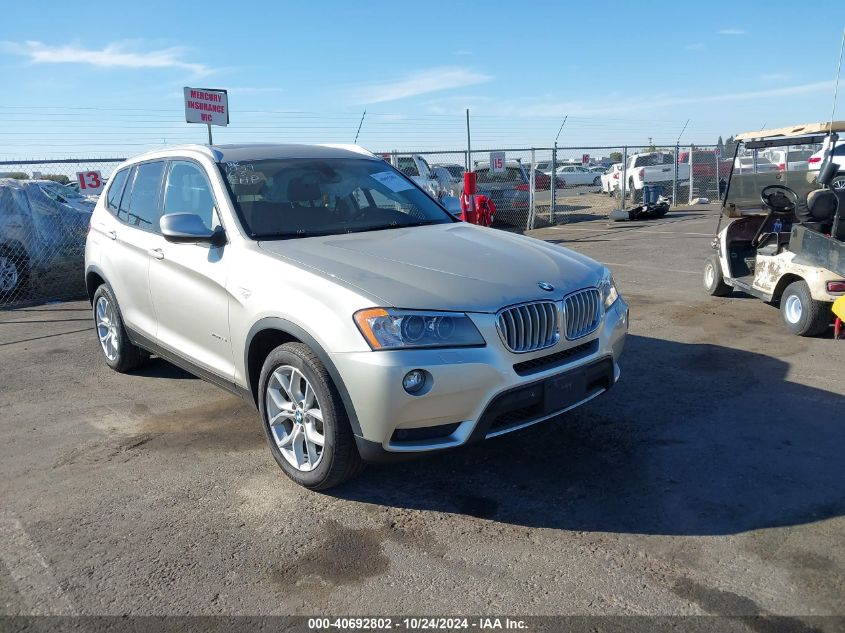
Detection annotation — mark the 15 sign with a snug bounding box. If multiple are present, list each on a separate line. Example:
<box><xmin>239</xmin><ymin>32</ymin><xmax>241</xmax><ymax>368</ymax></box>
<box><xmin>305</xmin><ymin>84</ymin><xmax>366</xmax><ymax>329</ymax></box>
<box><xmin>490</xmin><ymin>151</ymin><xmax>506</xmax><ymax>174</ymax></box>
<box><xmin>76</xmin><ymin>170</ymin><xmax>104</xmax><ymax>195</ymax></box>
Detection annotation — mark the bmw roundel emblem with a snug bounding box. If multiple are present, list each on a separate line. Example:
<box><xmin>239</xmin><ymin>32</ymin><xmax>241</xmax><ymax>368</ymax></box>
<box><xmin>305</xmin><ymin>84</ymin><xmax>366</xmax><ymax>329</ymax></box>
<box><xmin>538</xmin><ymin>281</ymin><xmax>555</xmax><ymax>292</ymax></box>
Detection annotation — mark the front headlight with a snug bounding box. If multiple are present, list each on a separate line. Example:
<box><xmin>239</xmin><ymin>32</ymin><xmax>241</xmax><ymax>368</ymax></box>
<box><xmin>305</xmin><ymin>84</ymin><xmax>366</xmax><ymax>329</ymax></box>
<box><xmin>598</xmin><ymin>270</ymin><xmax>620</xmax><ymax>309</ymax></box>
<box><xmin>354</xmin><ymin>308</ymin><xmax>485</xmax><ymax>350</ymax></box>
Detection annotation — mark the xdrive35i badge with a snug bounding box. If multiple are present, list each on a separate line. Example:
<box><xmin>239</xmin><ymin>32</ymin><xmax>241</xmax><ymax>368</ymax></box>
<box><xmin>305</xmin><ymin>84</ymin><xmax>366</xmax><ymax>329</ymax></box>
<box><xmin>538</xmin><ymin>282</ymin><xmax>555</xmax><ymax>292</ymax></box>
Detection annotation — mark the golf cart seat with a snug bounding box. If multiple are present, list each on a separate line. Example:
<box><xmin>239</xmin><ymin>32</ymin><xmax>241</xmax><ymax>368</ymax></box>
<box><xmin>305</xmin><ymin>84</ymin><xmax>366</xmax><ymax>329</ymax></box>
<box><xmin>798</xmin><ymin>189</ymin><xmax>841</xmax><ymax>233</ymax></box>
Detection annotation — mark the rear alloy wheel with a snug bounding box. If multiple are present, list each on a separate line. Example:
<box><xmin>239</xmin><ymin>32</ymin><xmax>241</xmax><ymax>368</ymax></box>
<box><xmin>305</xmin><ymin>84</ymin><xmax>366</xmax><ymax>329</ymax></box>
<box><xmin>259</xmin><ymin>342</ymin><xmax>363</xmax><ymax>490</ymax></box>
<box><xmin>703</xmin><ymin>255</ymin><xmax>732</xmax><ymax>296</ymax></box>
<box><xmin>92</xmin><ymin>284</ymin><xmax>149</xmax><ymax>372</ymax></box>
<box><xmin>831</xmin><ymin>173</ymin><xmax>845</xmax><ymax>191</ymax></box>
<box><xmin>780</xmin><ymin>280</ymin><xmax>831</xmax><ymax>337</ymax></box>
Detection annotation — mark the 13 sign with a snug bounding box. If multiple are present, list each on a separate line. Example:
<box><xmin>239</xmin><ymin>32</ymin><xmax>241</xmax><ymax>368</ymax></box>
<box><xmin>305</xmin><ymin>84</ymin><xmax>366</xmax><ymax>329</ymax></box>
<box><xmin>76</xmin><ymin>170</ymin><xmax>104</xmax><ymax>195</ymax></box>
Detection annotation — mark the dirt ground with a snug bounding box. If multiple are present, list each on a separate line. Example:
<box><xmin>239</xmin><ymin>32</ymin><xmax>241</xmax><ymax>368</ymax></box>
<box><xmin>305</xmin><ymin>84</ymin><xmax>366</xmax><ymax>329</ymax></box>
<box><xmin>1</xmin><ymin>206</ymin><xmax>843</xmax><ymax>622</ymax></box>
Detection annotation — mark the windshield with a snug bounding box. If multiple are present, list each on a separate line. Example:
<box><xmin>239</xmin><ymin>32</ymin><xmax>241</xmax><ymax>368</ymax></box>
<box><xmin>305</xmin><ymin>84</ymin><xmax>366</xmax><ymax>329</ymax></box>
<box><xmin>633</xmin><ymin>154</ymin><xmax>673</xmax><ymax>167</ymax></box>
<box><xmin>220</xmin><ymin>158</ymin><xmax>453</xmax><ymax>239</ymax></box>
<box><xmin>726</xmin><ymin>142</ymin><xmax>823</xmax><ymax>212</ymax></box>
<box><xmin>40</xmin><ymin>182</ymin><xmax>84</xmax><ymax>200</ymax></box>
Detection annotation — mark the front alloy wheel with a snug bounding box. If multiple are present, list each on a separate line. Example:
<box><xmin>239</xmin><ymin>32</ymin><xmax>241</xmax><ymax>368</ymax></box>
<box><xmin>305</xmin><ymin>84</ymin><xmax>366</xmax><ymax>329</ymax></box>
<box><xmin>265</xmin><ymin>366</ymin><xmax>326</xmax><ymax>471</ymax></box>
<box><xmin>258</xmin><ymin>342</ymin><xmax>363</xmax><ymax>490</ymax></box>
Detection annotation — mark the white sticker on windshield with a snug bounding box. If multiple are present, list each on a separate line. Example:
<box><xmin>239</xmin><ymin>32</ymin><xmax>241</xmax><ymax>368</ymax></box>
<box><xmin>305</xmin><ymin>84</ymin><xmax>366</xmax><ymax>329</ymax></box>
<box><xmin>370</xmin><ymin>170</ymin><xmax>414</xmax><ymax>192</ymax></box>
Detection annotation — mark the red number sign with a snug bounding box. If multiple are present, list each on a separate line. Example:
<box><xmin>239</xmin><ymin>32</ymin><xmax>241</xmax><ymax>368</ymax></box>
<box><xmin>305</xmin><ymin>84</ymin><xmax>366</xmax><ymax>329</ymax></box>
<box><xmin>490</xmin><ymin>151</ymin><xmax>506</xmax><ymax>174</ymax></box>
<box><xmin>76</xmin><ymin>171</ymin><xmax>104</xmax><ymax>194</ymax></box>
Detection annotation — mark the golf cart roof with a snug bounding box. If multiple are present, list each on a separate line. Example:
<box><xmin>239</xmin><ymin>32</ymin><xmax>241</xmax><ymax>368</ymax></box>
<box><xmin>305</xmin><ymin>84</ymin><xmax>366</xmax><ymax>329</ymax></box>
<box><xmin>735</xmin><ymin>121</ymin><xmax>845</xmax><ymax>142</ymax></box>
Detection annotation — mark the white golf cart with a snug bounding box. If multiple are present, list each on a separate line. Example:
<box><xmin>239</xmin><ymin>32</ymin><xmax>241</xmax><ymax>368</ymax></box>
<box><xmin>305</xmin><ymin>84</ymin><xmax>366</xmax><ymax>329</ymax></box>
<box><xmin>703</xmin><ymin>122</ymin><xmax>845</xmax><ymax>336</ymax></box>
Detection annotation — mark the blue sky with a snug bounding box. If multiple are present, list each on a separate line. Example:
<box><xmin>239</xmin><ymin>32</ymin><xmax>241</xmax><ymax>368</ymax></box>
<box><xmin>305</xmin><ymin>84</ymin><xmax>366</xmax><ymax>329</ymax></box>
<box><xmin>1</xmin><ymin>1</ymin><xmax>844</xmax><ymax>158</ymax></box>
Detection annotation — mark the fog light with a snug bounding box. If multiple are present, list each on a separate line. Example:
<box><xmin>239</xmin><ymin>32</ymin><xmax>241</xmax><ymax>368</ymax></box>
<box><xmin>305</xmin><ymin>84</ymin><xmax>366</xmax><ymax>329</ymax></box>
<box><xmin>402</xmin><ymin>369</ymin><xmax>426</xmax><ymax>394</ymax></box>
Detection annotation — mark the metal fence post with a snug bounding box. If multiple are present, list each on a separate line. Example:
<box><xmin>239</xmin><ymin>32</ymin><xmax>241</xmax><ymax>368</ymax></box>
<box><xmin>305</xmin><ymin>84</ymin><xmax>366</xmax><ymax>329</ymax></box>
<box><xmin>688</xmin><ymin>145</ymin><xmax>694</xmax><ymax>205</ymax></box>
<box><xmin>673</xmin><ymin>143</ymin><xmax>679</xmax><ymax>203</ymax></box>
<box><xmin>527</xmin><ymin>148</ymin><xmax>536</xmax><ymax>231</ymax></box>
<box><xmin>550</xmin><ymin>144</ymin><xmax>557</xmax><ymax>224</ymax></box>
<box><xmin>620</xmin><ymin>146</ymin><xmax>628</xmax><ymax>210</ymax></box>
<box><xmin>715</xmin><ymin>150</ymin><xmax>720</xmax><ymax>200</ymax></box>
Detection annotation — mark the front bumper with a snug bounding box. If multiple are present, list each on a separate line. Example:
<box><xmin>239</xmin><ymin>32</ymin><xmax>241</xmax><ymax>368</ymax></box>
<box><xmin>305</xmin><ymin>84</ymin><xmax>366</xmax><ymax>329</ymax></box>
<box><xmin>331</xmin><ymin>297</ymin><xmax>629</xmax><ymax>461</ymax></box>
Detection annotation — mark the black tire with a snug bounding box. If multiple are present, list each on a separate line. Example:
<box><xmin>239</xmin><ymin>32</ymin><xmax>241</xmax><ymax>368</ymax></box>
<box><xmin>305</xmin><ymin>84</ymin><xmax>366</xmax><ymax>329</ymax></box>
<box><xmin>779</xmin><ymin>280</ymin><xmax>832</xmax><ymax>337</ymax></box>
<box><xmin>0</xmin><ymin>247</ymin><xmax>29</xmax><ymax>302</ymax></box>
<box><xmin>703</xmin><ymin>255</ymin><xmax>732</xmax><ymax>297</ymax></box>
<box><xmin>92</xmin><ymin>284</ymin><xmax>149</xmax><ymax>372</ymax></box>
<box><xmin>592</xmin><ymin>176</ymin><xmax>601</xmax><ymax>187</ymax></box>
<box><xmin>831</xmin><ymin>173</ymin><xmax>845</xmax><ymax>191</ymax></box>
<box><xmin>629</xmin><ymin>181</ymin><xmax>641</xmax><ymax>203</ymax></box>
<box><xmin>258</xmin><ymin>342</ymin><xmax>363</xmax><ymax>490</ymax></box>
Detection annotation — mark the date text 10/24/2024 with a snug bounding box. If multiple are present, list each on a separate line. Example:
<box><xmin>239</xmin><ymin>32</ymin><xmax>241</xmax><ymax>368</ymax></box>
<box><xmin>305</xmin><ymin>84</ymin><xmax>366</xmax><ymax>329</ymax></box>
<box><xmin>308</xmin><ymin>617</ymin><xmax>529</xmax><ymax>631</ymax></box>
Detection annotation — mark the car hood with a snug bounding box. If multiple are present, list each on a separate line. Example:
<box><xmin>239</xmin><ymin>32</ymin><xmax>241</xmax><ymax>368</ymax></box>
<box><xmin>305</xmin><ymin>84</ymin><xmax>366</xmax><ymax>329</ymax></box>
<box><xmin>258</xmin><ymin>223</ymin><xmax>603</xmax><ymax>312</ymax></box>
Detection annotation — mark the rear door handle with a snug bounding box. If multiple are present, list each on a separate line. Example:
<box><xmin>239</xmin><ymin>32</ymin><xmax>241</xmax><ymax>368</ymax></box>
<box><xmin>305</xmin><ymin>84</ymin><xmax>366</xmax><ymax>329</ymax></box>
<box><xmin>148</xmin><ymin>248</ymin><xmax>164</xmax><ymax>260</ymax></box>
<box><xmin>105</xmin><ymin>230</ymin><xmax>116</xmax><ymax>240</ymax></box>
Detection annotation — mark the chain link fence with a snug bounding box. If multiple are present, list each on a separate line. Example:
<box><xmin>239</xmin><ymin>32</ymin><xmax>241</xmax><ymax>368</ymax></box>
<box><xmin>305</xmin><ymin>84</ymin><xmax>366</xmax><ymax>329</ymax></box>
<box><xmin>0</xmin><ymin>159</ymin><xmax>123</xmax><ymax>308</ymax></box>
<box><xmin>1</xmin><ymin>146</ymin><xmax>728</xmax><ymax>309</ymax></box>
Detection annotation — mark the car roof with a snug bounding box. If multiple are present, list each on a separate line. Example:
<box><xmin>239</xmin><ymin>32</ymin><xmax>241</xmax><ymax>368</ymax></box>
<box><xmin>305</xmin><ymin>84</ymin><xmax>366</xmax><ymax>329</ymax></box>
<box><xmin>735</xmin><ymin>121</ymin><xmax>845</xmax><ymax>141</ymax></box>
<box><xmin>123</xmin><ymin>143</ymin><xmax>378</xmax><ymax>165</ymax></box>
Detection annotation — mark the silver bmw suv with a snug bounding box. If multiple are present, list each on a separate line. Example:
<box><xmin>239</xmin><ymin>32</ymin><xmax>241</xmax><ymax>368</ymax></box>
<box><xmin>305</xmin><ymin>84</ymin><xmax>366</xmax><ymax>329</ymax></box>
<box><xmin>85</xmin><ymin>143</ymin><xmax>628</xmax><ymax>489</ymax></box>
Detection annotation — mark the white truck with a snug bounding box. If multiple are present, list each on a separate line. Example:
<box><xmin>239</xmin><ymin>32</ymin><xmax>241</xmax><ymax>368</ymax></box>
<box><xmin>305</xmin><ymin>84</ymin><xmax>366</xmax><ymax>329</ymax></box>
<box><xmin>383</xmin><ymin>154</ymin><xmax>442</xmax><ymax>198</ymax></box>
<box><xmin>620</xmin><ymin>151</ymin><xmax>690</xmax><ymax>202</ymax></box>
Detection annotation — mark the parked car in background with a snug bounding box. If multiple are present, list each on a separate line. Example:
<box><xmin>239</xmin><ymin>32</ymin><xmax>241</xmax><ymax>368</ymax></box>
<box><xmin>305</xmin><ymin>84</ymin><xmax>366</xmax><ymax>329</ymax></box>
<box><xmin>588</xmin><ymin>166</ymin><xmax>606</xmax><ymax>173</ymax></box>
<box><xmin>389</xmin><ymin>154</ymin><xmax>440</xmax><ymax>198</ymax></box>
<box><xmin>677</xmin><ymin>150</ymin><xmax>733</xmax><ymax>180</ymax></box>
<box><xmin>431</xmin><ymin>164</ymin><xmax>464</xmax><ymax>197</ymax></box>
<box><xmin>600</xmin><ymin>163</ymin><xmax>622</xmax><ymax>195</ymax></box>
<box><xmin>622</xmin><ymin>152</ymin><xmax>690</xmax><ymax>201</ymax></box>
<box><xmin>555</xmin><ymin>164</ymin><xmax>601</xmax><ymax>187</ymax></box>
<box><xmin>733</xmin><ymin>155</ymin><xmax>778</xmax><ymax>174</ymax></box>
<box><xmin>30</xmin><ymin>180</ymin><xmax>97</xmax><ymax>213</ymax></box>
<box><xmin>762</xmin><ymin>149</ymin><xmax>813</xmax><ymax>172</ymax></box>
<box><xmin>807</xmin><ymin>142</ymin><xmax>845</xmax><ymax>189</ymax></box>
<box><xmin>0</xmin><ymin>178</ymin><xmax>91</xmax><ymax>300</ymax></box>
<box><xmin>84</xmin><ymin>143</ymin><xmax>628</xmax><ymax>490</ymax></box>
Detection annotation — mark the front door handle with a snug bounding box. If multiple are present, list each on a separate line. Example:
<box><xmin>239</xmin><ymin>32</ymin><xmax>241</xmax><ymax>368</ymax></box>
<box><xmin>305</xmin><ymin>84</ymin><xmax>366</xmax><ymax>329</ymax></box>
<box><xmin>105</xmin><ymin>230</ymin><xmax>116</xmax><ymax>240</ymax></box>
<box><xmin>148</xmin><ymin>248</ymin><xmax>164</xmax><ymax>260</ymax></box>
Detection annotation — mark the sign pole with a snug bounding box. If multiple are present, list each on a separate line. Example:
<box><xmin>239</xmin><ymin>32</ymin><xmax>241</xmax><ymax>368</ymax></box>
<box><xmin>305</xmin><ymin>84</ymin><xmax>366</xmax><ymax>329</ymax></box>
<box><xmin>207</xmin><ymin>123</ymin><xmax>213</xmax><ymax>145</ymax></box>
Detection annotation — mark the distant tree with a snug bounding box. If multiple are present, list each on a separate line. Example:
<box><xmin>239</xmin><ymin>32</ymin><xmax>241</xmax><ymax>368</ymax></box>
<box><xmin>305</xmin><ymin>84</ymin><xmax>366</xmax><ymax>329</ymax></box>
<box><xmin>717</xmin><ymin>136</ymin><xmax>725</xmax><ymax>156</ymax></box>
<box><xmin>1</xmin><ymin>172</ymin><xmax>29</xmax><ymax>180</ymax></box>
<box><xmin>41</xmin><ymin>174</ymin><xmax>70</xmax><ymax>184</ymax></box>
<box><xmin>724</xmin><ymin>135</ymin><xmax>737</xmax><ymax>157</ymax></box>
<box><xmin>609</xmin><ymin>151</ymin><xmax>623</xmax><ymax>162</ymax></box>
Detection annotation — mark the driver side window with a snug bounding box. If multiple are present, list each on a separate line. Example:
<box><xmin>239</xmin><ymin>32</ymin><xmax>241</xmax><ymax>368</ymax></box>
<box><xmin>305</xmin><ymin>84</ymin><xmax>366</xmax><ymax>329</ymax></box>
<box><xmin>163</xmin><ymin>161</ymin><xmax>219</xmax><ymax>230</ymax></box>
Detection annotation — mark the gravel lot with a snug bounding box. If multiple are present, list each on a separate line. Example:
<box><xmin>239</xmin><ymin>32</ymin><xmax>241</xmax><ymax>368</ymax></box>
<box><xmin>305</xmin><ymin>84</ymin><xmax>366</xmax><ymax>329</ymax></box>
<box><xmin>1</xmin><ymin>206</ymin><xmax>843</xmax><ymax>621</ymax></box>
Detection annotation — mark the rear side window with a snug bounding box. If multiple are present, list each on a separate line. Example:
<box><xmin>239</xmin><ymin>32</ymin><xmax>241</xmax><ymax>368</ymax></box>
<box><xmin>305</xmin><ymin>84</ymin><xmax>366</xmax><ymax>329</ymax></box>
<box><xmin>121</xmin><ymin>161</ymin><xmax>165</xmax><ymax>231</ymax></box>
<box><xmin>396</xmin><ymin>157</ymin><xmax>420</xmax><ymax>177</ymax></box>
<box><xmin>106</xmin><ymin>168</ymin><xmax>129</xmax><ymax>215</ymax></box>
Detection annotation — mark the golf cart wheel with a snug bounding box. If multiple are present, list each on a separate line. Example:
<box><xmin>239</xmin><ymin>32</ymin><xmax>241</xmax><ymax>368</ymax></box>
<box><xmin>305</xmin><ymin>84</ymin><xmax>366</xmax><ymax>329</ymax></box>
<box><xmin>779</xmin><ymin>280</ymin><xmax>831</xmax><ymax>337</ymax></box>
<box><xmin>703</xmin><ymin>255</ymin><xmax>732</xmax><ymax>297</ymax></box>
<box><xmin>0</xmin><ymin>248</ymin><xmax>28</xmax><ymax>301</ymax></box>
<box><xmin>832</xmin><ymin>173</ymin><xmax>845</xmax><ymax>191</ymax></box>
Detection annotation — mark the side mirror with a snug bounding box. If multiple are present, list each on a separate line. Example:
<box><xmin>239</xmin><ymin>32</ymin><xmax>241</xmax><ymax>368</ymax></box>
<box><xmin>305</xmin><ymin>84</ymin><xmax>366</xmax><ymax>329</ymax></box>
<box><xmin>160</xmin><ymin>213</ymin><xmax>225</xmax><ymax>247</ymax></box>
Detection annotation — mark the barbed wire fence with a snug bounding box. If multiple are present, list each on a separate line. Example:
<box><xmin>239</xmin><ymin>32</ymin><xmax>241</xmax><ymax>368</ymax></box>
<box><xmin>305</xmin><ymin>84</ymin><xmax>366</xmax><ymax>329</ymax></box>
<box><xmin>0</xmin><ymin>144</ymin><xmax>729</xmax><ymax>309</ymax></box>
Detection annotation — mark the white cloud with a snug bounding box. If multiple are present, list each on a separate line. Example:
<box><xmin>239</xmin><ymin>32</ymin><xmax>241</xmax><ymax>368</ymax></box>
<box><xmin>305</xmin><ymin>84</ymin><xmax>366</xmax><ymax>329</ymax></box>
<box><xmin>1</xmin><ymin>40</ymin><xmax>213</xmax><ymax>76</ymax></box>
<box><xmin>349</xmin><ymin>67</ymin><xmax>492</xmax><ymax>104</ymax></box>
<box><xmin>718</xmin><ymin>29</ymin><xmax>746</xmax><ymax>35</ymax></box>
